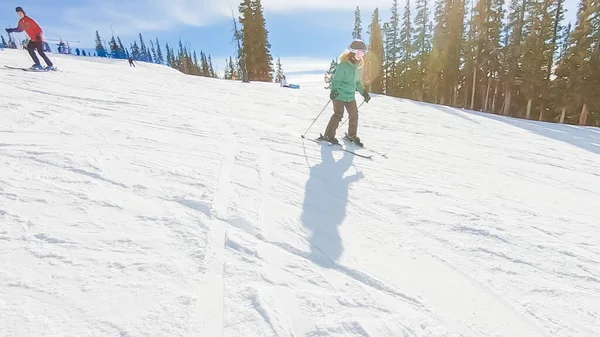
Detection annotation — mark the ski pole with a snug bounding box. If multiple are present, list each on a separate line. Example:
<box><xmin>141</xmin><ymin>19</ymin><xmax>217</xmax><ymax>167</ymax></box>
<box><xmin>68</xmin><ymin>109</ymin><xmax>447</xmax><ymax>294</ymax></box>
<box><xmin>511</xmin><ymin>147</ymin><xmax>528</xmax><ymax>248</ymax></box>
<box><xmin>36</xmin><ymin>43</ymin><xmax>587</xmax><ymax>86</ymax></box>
<box><xmin>301</xmin><ymin>99</ymin><xmax>331</xmax><ymax>138</ymax></box>
<box><xmin>337</xmin><ymin>100</ymin><xmax>365</xmax><ymax>130</ymax></box>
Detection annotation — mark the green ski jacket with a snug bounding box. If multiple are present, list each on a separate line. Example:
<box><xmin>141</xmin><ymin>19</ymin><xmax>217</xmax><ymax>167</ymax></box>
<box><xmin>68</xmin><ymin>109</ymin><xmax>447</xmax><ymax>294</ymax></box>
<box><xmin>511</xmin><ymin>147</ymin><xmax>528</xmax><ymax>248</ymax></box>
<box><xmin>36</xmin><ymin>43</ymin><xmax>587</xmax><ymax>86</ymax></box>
<box><xmin>331</xmin><ymin>60</ymin><xmax>365</xmax><ymax>102</ymax></box>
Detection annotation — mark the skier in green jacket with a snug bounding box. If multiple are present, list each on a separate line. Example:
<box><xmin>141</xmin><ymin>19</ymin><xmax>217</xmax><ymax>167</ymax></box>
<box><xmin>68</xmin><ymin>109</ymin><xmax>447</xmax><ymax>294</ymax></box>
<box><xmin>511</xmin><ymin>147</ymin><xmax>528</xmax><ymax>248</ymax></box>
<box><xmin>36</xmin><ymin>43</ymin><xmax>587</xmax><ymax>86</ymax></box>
<box><xmin>319</xmin><ymin>39</ymin><xmax>371</xmax><ymax>147</ymax></box>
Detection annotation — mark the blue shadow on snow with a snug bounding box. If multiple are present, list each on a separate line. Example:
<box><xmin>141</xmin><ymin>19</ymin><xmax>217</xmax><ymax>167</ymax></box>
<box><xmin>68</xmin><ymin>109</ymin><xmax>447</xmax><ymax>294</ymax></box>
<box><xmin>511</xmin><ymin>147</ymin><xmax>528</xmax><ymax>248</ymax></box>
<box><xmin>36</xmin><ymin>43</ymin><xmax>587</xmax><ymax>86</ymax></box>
<box><xmin>301</xmin><ymin>145</ymin><xmax>363</xmax><ymax>266</ymax></box>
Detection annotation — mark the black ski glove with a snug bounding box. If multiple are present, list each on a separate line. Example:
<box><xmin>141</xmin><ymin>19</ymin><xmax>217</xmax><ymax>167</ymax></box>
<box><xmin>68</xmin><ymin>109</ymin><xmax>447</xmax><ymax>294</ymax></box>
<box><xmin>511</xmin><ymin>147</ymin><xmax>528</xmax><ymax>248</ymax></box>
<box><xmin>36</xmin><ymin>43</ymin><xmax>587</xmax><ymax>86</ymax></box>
<box><xmin>5</xmin><ymin>28</ymin><xmax>14</xmax><ymax>33</ymax></box>
<box><xmin>330</xmin><ymin>89</ymin><xmax>339</xmax><ymax>101</ymax></box>
<box><xmin>361</xmin><ymin>90</ymin><xmax>371</xmax><ymax>103</ymax></box>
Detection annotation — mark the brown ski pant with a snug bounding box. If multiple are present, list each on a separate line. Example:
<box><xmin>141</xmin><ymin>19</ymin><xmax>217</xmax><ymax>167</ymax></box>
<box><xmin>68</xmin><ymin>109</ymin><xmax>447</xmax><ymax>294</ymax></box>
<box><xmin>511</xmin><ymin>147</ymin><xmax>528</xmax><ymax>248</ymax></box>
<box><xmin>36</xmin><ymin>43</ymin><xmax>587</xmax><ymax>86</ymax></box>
<box><xmin>324</xmin><ymin>100</ymin><xmax>359</xmax><ymax>139</ymax></box>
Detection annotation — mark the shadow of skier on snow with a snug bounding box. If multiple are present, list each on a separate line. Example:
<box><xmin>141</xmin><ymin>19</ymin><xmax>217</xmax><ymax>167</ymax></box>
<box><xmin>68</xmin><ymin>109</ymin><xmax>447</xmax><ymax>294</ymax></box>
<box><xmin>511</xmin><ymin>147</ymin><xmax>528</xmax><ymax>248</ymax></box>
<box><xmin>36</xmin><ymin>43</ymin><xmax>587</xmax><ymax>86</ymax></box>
<box><xmin>301</xmin><ymin>145</ymin><xmax>364</xmax><ymax>267</ymax></box>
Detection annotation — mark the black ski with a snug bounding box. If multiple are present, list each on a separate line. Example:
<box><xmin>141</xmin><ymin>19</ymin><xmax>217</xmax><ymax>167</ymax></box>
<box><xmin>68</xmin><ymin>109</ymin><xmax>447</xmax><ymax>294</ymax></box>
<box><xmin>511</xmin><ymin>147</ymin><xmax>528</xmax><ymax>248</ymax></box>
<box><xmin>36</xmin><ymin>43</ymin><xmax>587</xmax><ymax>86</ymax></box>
<box><xmin>342</xmin><ymin>135</ymin><xmax>388</xmax><ymax>159</ymax></box>
<box><xmin>4</xmin><ymin>65</ymin><xmax>56</xmax><ymax>72</ymax></box>
<box><xmin>301</xmin><ymin>135</ymin><xmax>373</xmax><ymax>159</ymax></box>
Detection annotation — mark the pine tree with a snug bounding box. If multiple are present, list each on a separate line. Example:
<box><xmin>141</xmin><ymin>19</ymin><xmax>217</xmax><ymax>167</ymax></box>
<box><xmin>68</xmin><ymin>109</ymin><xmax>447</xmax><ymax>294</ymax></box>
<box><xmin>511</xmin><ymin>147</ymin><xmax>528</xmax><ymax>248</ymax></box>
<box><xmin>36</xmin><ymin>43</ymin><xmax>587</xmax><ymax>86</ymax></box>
<box><xmin>324</xmin><ymin>58</ymin><xmax>338</xmax><ymax>89</ymax></box>
<box><xmin>412</xmin><ymin>0</ymin><xmax>432</xmax><ymax>100</ymax></box>
<box><xmin>384</xmin><ymin>0</ymin><xmax>402</xmax><ymax>96</ymax></box>
<box><xmin>224</xmin><ymin>58</ymin><xmax>231</xmax><ymax>79</ymax></box>
<box><xmin>521</xmin><ymin>0</ymin><xmax>556</xmax><ymax>119</ymax></box>
<box><xmin>109</xmin><ymin>36</ymin><xmax>120</xmax><ymax>57</ymax></box>
<box><xmin>467</xmin><ymin>0</ymin><xmax>505</xmax><ymax>112</ymax></box>
<box><xmin>208</xmin><ymin>55</ymin><xmax>216</xmax><ymax>77</ymax></box>
<box><xmin>177</xmin><ymin>40</ymin><xmax>185</xmax><ymax>72</ymax></box>
<box><xmin>138</xmin><ymin>33</ymin><xmax>149</xmax><ymax>62</ymax></box>
<box><xmin>165</xmin><ymin>43</ymin><xmax>172</xmax><ymax>66</ymax></box>
<box><xmin>353</xmin><ymin>6</ymin><xmax>362</xmax><ymax>39</ymax></box>
<box><xmin>155</xmin><ymin>39</ymin><xmax>164</xmax><ymax>64</ymax></box>
<box><xmin>224</xmin><ymin>56</ymin><xmax>233</xmax><ymax>79</ymax></box>
<box><xmin>200</xmin><ymin>51</ymin><xmax>209</xmax><ymax>76</ymax></box>
<box><xmin>502</xmin><ymin>0</ymin><xmax>527</xmax><ymax>116</ymax></box>
<box><xmin>150</xmin><ymin>39</ymin><xmax>158</xmax><ymax>63</ymax></box>
<box><xmin>232</xmin><ymin>8</ymin><xmax>249</xmax><ymax>82</ymax></box>
<box><xmin>117</xmin><ymin>37</ymin><xmax>126</xmax><ymax>58</ymax></box>
<box><xmin>239</xmin><ymin>0</ymin><xmax>274</xmax><ymax>81</ymax></box>
<box><xmin>367</xmin><ymin>8</ymin><xmax>385</xmax><ymax>94</ymax></box>
<box><xmin>274</xmin><ymin>57</ymin><xmax>285</xmax><ymax>82</ymax></box>
<box><xmin>398</xmin><ymin>0</ymin><xmax>414</xmax><ymax>98</ymax></box>
<box><xmin>555</xmin><ymin>0</ymin><xmax>598</xmax><ymax>125</ymax></box>
<box><xmin>131</xmin><ymin>41</ymin><xmax>141</xmax><ymax>60</ymax></box>
<box><xmin>558</xmin><ymin>22</ymin><xmax>571</xmax><ymax>61</ymax></box>
<box><xmin>94</xmin><ymin>31</ymin><xmax>107</xmax><ymax>57</ymax></box>
<box><xmin>428</xmin><ymin>0</ymin><xmax>466</xmax><ymax>105</ymax></box>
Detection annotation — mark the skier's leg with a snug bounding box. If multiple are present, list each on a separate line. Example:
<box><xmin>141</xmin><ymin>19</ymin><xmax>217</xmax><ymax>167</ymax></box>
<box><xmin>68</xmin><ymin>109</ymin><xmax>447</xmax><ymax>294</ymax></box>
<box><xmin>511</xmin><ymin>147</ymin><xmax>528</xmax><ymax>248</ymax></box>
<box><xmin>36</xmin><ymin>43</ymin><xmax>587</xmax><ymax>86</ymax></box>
<box><xmin>346</xmin><ymin>100</ymin><xmax>359</xmax><ymax>137</ymax></box>
<box><xmin>26</xmin><ymin>41</ymin><xmax>41</xmax><ymax>66</ymax></box>
<box><xmin>323</xmin><ymin>100</ymin><xmax>345</xmax><ymax>138</ymax></box>
<box><xmin>35</xmin><ymin>42</ymin><xmax>53</xmax><ymax>67</ymax></box>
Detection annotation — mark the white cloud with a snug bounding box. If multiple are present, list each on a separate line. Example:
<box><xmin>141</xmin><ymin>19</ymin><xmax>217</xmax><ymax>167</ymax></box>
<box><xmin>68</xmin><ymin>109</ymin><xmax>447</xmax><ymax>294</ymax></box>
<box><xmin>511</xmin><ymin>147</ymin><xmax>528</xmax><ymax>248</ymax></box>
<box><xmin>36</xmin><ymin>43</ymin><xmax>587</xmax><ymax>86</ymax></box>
<box><xmin>61</xmin><ymin>0</ymin><xmax>393</xmax><ymax>36</ymax></box>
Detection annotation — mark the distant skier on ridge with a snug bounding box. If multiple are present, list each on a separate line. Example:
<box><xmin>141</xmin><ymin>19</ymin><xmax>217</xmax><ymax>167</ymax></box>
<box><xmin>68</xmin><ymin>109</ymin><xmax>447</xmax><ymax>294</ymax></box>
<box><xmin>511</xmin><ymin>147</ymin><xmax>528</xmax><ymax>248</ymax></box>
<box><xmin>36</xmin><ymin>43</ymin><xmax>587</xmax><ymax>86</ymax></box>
<box><xmin>318</xmin><ymin>39</ymin><xmax>370</xmax><ymax>147</ymax></box>
<box><xmin>5</xmin><ymin>7</ymin><xmax>55</xmax><ymax>71</ymax></box>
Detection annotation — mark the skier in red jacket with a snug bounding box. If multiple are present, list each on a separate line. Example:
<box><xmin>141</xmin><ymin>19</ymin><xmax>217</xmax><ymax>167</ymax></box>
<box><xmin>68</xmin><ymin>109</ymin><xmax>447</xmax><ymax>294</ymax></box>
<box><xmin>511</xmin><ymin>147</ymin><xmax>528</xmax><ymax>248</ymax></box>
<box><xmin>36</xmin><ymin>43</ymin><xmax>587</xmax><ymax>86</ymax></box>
<box><xmin>5</xmin><ymin>7</ymin><xmax>55</xmax><ymax>70</ymax></box>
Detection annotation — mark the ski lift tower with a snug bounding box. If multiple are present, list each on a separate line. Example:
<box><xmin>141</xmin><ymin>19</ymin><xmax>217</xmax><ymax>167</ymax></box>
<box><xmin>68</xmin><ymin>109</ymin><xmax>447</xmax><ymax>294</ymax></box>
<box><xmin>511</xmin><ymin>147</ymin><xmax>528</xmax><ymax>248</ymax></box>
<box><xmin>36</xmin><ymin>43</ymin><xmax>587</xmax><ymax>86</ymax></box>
<box><xmin>45</xmin><ymin>38</ymin><xmax>80</xmax><ymax>54</ymax></box>
<box><xmin>7</xmin><ymin>32</ymin><xmax>18</xmax><ymax>49</ymax></box>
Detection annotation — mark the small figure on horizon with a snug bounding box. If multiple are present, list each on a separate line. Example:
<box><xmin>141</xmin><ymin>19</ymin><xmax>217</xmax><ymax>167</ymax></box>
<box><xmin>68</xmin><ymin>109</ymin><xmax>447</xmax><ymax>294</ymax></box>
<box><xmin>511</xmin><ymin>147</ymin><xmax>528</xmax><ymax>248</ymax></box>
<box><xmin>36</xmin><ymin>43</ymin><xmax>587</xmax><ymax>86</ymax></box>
<box><xmin>128</xmin><ymin>57</ymin><xmax>135</xmax><ymax>67</ymax></box>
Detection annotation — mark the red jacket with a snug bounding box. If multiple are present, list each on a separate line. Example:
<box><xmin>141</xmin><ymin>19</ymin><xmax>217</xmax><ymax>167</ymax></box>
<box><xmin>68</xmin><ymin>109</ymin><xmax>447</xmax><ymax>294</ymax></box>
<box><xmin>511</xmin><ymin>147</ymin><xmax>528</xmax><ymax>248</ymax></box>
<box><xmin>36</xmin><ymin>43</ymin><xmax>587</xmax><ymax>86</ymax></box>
<box><xmin>13</xmin><ymin>16</ymin><xmax>44</xmax><ymax>41</ymax></box>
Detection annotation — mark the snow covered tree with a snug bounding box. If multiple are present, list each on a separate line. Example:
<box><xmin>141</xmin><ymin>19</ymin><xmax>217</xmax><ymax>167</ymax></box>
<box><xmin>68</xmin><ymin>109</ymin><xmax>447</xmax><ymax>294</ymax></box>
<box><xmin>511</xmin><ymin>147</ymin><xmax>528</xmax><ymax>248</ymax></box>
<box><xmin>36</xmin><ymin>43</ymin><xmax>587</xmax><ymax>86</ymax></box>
<box><xmin>274</xmin><ymin>57</ymin><xmax>285</xmax><ymax>82</ymax></box>
<box><xmin>353</xmin><ymin>6</ymin><xmax>363</xmax><ymax>39</ymax></box>
<box><xmin>324</xmin><ymin>58</ymin><xmax>338</xmax><ymax>89</ymax></box>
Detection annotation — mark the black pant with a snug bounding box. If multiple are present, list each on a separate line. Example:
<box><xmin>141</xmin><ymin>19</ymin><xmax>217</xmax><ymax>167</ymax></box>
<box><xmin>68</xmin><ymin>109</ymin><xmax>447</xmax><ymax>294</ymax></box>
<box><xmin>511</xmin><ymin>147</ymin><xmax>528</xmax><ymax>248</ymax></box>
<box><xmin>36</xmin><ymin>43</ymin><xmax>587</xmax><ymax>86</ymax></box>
<box><xmin>27</xmin><ymin>40</ymin><xmax>52</xmax><ymax>67</ymax></box>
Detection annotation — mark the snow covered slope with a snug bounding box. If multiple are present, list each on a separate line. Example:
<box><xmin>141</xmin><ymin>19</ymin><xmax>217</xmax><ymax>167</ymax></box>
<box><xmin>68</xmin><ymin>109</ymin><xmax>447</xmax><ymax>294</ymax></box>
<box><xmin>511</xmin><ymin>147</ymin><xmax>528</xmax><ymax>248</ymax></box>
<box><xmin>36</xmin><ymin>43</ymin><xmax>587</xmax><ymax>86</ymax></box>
<box><xmin>1</xmin><ymin>49</ymin><xmax>599</xmax><ymax>337</ymax></box>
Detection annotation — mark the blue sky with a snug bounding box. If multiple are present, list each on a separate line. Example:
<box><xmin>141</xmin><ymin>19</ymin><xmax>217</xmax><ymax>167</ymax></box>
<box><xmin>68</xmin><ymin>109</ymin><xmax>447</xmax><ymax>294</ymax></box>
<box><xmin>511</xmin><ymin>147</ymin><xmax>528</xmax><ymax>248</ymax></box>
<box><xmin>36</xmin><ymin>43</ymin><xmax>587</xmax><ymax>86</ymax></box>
<box><xmin>1</xmin><ymin>0</ymin><xmax>580</xmax><ymax>84</ymax></box>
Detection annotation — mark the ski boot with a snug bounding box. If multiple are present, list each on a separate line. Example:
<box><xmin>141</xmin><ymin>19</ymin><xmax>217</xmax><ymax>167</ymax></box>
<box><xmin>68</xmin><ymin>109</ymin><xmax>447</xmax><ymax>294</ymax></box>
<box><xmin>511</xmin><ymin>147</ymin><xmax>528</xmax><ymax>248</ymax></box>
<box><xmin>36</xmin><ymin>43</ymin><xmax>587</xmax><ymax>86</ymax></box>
<box><xmin>29</xmin><ymin>64</ymin><xmax>44</xmax><ymax>71</ymax></box>
<box><xmin>344</xmin><ymin>133</ymin><xmax>363</xmax><ymax>147</ymax></box>
<box><xmin>317</xmin><ymin>133</ymin><xmax>339</xmax><ymax>145</ymax></box>
<box><xmin>45</xmin><ymin>65</ymin><xmax>57</xmax><ymax>71</ymax></box>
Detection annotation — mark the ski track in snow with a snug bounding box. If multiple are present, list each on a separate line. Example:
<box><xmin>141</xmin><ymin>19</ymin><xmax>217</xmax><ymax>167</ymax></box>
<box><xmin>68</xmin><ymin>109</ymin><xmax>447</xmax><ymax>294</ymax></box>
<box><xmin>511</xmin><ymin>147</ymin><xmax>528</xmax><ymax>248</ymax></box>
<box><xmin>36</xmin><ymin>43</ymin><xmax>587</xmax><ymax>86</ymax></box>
<box><xmin>1</xmin><ymin>50</ymin><xmax>599</xmax><ymax>337</ymax></box>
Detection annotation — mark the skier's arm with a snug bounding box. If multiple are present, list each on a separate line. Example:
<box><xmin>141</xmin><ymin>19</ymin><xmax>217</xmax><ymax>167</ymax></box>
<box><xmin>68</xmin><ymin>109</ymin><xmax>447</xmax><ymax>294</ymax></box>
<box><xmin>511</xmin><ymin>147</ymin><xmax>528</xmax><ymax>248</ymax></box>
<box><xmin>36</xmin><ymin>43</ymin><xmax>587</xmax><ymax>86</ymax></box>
<box><xmin>356</xmin><ymin>79</ymin><xmax>365</xmax><ymax>93</ymax></box>
<box><xmin>6</xmin><ymin>20</ymin><xmax>24</xmax><ymax>33</ymax></box>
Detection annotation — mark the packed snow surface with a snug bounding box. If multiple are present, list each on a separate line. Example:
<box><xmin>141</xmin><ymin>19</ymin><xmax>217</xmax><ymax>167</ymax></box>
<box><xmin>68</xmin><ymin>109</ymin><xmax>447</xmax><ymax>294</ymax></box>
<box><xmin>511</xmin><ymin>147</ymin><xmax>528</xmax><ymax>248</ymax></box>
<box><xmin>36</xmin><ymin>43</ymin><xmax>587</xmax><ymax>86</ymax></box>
<box><xmin>1</xmin><ymin>49</ymin><xmax>599</xmax><ymax>337</ymax></box>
